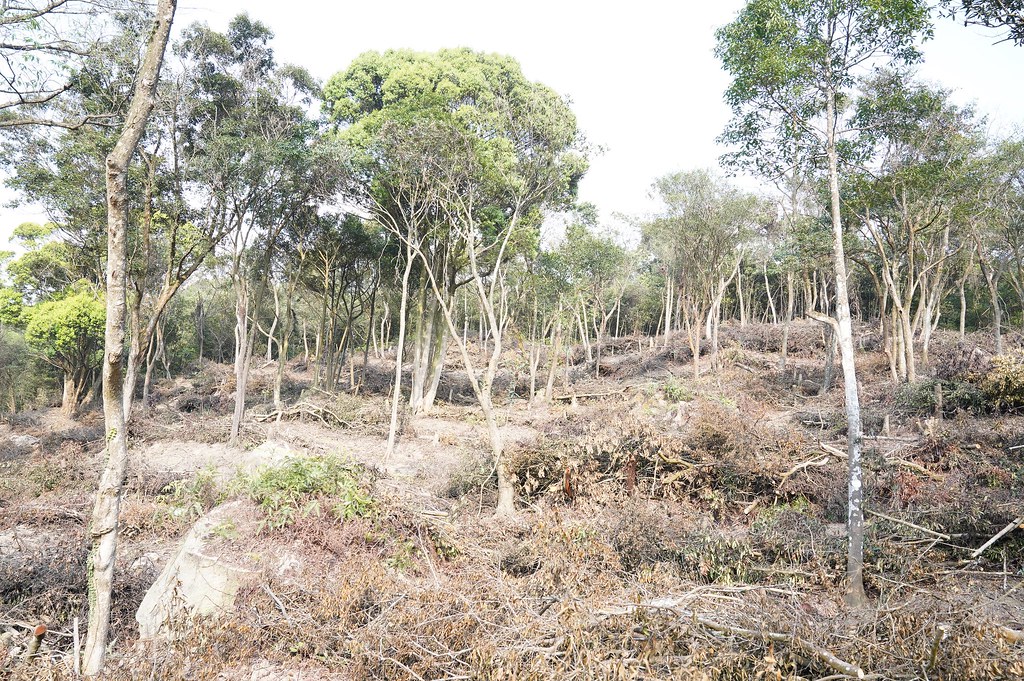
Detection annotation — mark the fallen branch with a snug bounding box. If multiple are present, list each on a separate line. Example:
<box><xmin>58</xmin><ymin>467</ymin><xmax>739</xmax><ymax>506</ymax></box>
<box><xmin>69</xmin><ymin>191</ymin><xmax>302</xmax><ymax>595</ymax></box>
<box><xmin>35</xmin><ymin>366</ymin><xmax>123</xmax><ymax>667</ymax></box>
<box><xmin>252</xmin><ymin>401</ymin><xmax>352</xmax><ymax>428</ymax></box>
<box><xmin>865</xmin><ymin>509</ymin><xmax>950</xmax><ymax>541</ymax></box>
<box><xmin>971</xmin><ymin>516</ymin><xmax>1024</xmax><ymax>559</ymax></box>
<box><xmin>886</xmin><ymin>457</ymin><xmax>943</xmax><ymax>481</ymax></box>
<box><xmin>778</xmin><ymin>455</ymin><xmax>830</xmax><ymax>488</ymax></box>
<box><xmin>819</xmin><ymin>442</ymin><xmax>847</xmax><ymax>459</ymax></box>
<box><xmin>551</xmin><ymin>387</ymin><xmax>629</xmax><ymax>402</ymax></box>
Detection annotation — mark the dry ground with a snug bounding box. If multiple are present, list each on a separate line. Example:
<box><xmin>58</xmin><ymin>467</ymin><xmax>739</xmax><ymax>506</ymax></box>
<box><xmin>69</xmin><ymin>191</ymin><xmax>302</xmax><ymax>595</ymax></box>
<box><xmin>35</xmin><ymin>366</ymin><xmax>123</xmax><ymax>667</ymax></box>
<box><xmin>1</xmin><ymin>321</ymin><xmax>1022</xmax><ymax>679</ymax></box>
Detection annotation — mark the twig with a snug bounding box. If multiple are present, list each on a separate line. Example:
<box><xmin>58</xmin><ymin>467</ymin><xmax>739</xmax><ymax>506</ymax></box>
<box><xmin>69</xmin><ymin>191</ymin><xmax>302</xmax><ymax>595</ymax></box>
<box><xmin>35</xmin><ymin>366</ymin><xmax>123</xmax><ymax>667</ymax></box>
<box><xmin>886</xmin><ymin>457</ymin><xmax>943</xmax><ymax>481</ymax></box>
<box><xmin>551</xmin><ymin>387</ymin><xmax>628</xmax><ymax>401</ymax></box>
<box><xmin>971</xmin><ymin>516</ymin><xmax>1024</xmax><ymax>559</ymax></box>
<box><xmin>778</xmin><ymin>455</ymin><xmax>830</xmax><ymax>488</ymax></box>
<box><xmin>73</xmin><ymin>617</ymin><xmax>80</xmax><ymax>677</ymax></box>
<box><xmin>261</xmin><ymin>585</ymin><xmax>293</xmax><ymax>627</ymax></box>
<box><xmin>865</xmin><ymin>509</ymin><xmax>950</xmax><ymax>541</ymax></box>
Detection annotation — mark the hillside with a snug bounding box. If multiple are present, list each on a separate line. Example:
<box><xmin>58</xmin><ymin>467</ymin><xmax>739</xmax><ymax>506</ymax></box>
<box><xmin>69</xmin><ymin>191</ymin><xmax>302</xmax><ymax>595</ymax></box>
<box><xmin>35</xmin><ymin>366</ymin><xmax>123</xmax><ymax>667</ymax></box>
<box><xmin>2</xmin><ymin>322</ymin><xmax>1022</xmax><ymax>680</ymax></box>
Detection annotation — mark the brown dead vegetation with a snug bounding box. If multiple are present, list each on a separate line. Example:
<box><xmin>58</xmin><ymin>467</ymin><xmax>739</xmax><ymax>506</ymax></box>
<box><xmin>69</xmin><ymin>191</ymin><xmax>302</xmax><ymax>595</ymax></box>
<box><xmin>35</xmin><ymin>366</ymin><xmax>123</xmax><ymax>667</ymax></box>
<box><xmin>2</xmin><ymin>321</ymin><xmax>1023</xmax><ymax>679</ymax></box>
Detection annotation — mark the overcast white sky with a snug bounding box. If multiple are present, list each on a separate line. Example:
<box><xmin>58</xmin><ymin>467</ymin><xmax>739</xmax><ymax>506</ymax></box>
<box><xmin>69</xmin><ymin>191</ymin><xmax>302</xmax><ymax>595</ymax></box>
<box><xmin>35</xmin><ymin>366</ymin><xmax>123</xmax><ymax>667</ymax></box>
<box><xmin>2</xmin><ymin>0</ymin><xmax>1022</xmax><ymax>247</ymax></box>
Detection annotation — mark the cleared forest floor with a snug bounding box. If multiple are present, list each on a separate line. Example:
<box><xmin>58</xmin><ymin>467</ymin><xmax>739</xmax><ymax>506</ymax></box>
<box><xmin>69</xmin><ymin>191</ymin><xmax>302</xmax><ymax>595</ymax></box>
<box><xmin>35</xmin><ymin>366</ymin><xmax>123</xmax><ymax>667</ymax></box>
<box><xmin>1</xmin><ymin>321</ymin><xmax>1023</xmax><ymax>679</ymax></box>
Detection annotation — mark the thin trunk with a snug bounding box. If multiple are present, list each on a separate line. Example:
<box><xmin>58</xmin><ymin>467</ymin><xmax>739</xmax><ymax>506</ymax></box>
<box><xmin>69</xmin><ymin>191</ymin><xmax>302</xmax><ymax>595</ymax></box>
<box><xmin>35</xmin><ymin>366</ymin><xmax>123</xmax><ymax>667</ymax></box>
<box><xmin>764</xmin><ymin>261</ymin><xmax>778</xmax><ymax>325</ymax></box>
<box><xmin>827</xmin><ymin>91</ymin><xmax>866</xmax><ymax>608</ymax></box>
<box><xmin>386</xmin><ymin>246</ymin><xmax>415</xmax><ymax>459</ymax></box>
<box><xmin>84</xmin><ymin>3</ymin><xmax>175</xmax><ymax>674</ymax></box>
<box><xmin>959</xmin><ymin>277</ymin><xmax>967</xmax><ymax>340</ymax></box>
<box><xmin>779</xmin><ymin>271</ymin><xmax>795</xmax><ymax>371</ymax></box>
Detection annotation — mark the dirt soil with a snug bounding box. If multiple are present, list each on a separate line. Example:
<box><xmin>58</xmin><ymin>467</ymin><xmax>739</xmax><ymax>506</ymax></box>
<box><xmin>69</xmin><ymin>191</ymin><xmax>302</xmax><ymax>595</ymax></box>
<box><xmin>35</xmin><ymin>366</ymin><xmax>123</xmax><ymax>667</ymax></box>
<box><xmin>1</xmin><ymin>322</ymin><xmax>1022</xmax><ymax>680</ymax></box>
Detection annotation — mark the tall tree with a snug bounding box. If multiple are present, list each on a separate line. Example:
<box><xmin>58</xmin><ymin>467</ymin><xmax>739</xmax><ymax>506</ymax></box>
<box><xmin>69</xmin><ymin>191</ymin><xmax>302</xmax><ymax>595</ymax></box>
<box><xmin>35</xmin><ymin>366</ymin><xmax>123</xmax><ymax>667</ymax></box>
<box><xmin>643</xmin><ymin>170</ymin><xmax>764</xmax><ymax>378</ymax></box>
<box><xmin>83</xmin><ymin>0</ymin><xmax>176</xmax><ymax>674</ymax></box>
<box><xmin>325</xmin><ymin>48</ymin><xmax>585</xmax><ymax>417</ymax></box>
<box><xmin>716</xmin><ymin>0</ymin><xmax>931</xmax><ymax>606</ymax></box>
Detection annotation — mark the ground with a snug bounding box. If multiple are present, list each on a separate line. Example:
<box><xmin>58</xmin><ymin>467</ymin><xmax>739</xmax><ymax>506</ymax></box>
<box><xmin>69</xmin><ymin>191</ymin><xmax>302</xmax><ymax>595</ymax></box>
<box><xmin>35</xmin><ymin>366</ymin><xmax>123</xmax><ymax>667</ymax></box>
<box><xmin>1</xmin><ymin>321</ymin><xmax>1022</xmax><ymax>679</ymax></box>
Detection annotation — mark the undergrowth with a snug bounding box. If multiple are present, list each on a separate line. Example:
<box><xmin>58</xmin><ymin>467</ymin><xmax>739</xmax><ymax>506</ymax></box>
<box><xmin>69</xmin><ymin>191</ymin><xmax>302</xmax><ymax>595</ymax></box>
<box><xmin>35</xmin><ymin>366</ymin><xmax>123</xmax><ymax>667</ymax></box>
<box><xmin>234</xmin><ymin>455</ymin><xmax>375</xmax><ymax>531</ymax></box>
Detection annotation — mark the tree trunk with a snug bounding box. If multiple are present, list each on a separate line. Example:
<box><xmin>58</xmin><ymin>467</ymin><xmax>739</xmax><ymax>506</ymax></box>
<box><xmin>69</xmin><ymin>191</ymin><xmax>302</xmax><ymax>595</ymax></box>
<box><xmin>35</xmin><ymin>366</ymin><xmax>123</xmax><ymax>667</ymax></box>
<box><xmin>779</xmin><ymin>271</ymin><xmax>795</xmax><ymax>371</ymax></box>
<box><xmin>61</xmin><ymin>370</ymin><xmax>85</xmax><ymax>416</ymax></box>
<box><xmin>83</xmin><ymin>2</ymin><xmax>175</xmax><ymax>674</ymax></box>
<box><xmin>826</xmin><ymin>91</ymin><xmax>867</xmax><ymax>608</ymax></box>
<box><xmin>959</xmin><ymin>277</ymin><xmax>967</xmax><ymax>340</ymax></box>
<box><xmin>386</xmin><ymin>245</ymin><xmax>415</xmax><ymax>459</ymax></box>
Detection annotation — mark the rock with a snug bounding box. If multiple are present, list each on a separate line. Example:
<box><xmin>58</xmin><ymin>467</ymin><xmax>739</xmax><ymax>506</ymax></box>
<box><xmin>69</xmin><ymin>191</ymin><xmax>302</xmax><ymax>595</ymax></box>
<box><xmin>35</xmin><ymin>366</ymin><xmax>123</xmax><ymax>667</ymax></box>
<box><xmin>136</xmin><ymin>500</ymin><xmax>257</xmax><ymax>640</ymax></box>
<box><xmin>243</xmin><ymin>440</ymin><xmax>300</xmax><ymax>469</ymax></box>
<box><xmin>10</xmin><ymin>434</ymin><xmax>39</xmax><ymax>448</ymax></box>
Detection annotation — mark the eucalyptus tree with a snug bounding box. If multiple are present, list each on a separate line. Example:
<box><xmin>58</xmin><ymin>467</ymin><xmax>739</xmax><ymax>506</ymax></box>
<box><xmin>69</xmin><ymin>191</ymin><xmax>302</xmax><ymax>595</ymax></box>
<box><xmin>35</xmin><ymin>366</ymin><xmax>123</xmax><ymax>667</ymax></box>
<box><xmin>176</xmin><ymin>14</ymin><xmax>338</xmax><ymax>444</ymax></box>
<box><xmin>340</xmin><ymin>54</ymin><xmax>586</xmax><ymax>513</ymax></box>
<box><xmin>0</xmin><ymin>0</ymin><xmax>143</xmax><ymax>128</ymax></box>
<box><xmin>643</xmin><ymin>170</ymin><xmax>765</xmax><ymax>379</ymax></box>
<box><xmin>84</xmin><ymin>1</ymin><xmax>176</xmax><ymax>674</ymax></box>
<box><xmin>716</xmin><ymin>0</ymin><xmax>932</xmax><ymax>606</ymax></box>
<box><xmin>847</xmin><ymin>73</ymin><xmax>983</xmax><ymax>380</ymax></box>
<box><xmin>555</xmin><ymin>221</ymin><xmax>629</xmax><ymax>374</ymax></box>
<box><xmin>945</xmin><ymin>0</ymin><xmax>1024</xmax><ymax>45</ymax></box>
<box><xmin>325</xmin><ymin>48</ymin><xmax>586</xmax><ymax>418</ymax></box>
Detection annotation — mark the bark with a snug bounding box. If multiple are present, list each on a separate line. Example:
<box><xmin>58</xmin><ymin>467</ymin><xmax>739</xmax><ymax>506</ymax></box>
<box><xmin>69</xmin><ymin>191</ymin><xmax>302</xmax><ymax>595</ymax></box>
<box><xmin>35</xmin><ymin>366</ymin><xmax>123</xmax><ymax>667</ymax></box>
<box><xmin>386</xmin><ymin>244</ymin><xmax>415</xmax><ymax>459</ymax></box>
<box><xmin>779</xmin><ymin>271</ymin><xmax>795</xmax><ymax>371</ymax></box>
<box><xmin>826</xmin><ymin>90</ymin><xmax>867</xmax><ymax>608</ymax></box>
<box><xmin>83</xmin><ymin>2</ymin><xmax>175</xmax><ymax>674</ymax></box>
<box><xmin>61</xmin><ymin>370</ymin><xmax>88</xmax><ymax>416</ymax></box>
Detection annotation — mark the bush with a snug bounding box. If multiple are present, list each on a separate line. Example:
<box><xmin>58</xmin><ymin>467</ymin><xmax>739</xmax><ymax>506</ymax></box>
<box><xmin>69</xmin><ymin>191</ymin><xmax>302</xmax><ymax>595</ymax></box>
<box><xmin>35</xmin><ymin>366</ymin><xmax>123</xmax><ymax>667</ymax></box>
<box><xmin>236</xmin><ymin>455</ymin><xmax>375</xmax><ymax>531</ymax></box>
<box><xmin>894</xmin><ymin>378</ymin><xmax>985</xmax><ymax>416</ymax></box>
<box><xmin>662</xmin><ymin>377</ymin><xmax>694</xmax><ymax>402</ymax></box>
<box><xmin>980</xmin><ymin>350</ymin><xmax>1024</xmax><ymax>412</ymax></box>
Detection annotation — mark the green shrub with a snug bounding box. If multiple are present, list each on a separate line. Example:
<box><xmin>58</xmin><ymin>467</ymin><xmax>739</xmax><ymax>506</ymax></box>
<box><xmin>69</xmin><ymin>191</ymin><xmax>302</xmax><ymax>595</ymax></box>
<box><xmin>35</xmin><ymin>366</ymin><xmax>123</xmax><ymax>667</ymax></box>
<box><xmin>237</xmin><ymin>455</ymin><xmax>374</xmax><ymax>531</ymax></box>
<box><xmin>894</xmin><ymin>378</ymin><xmax>985</xmax><ymax>416</ymax></box>
<box><xmin>158</xmin><ymin>467</ymin><xmax>221</xmax><ymax>522</ymax></box>
<box><xmin>663</xmin><ymin>377</ymin><xmax>693</xmax><ymax>402</ymax></box>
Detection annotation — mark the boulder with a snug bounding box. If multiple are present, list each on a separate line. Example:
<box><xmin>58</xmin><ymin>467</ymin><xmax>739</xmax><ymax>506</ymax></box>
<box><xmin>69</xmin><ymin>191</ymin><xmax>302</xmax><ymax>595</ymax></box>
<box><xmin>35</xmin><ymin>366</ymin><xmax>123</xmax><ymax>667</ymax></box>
<box><xmin>136</xmin><ymin>500</ymin><xmax>256</xmax><ymax>640</ymax></box>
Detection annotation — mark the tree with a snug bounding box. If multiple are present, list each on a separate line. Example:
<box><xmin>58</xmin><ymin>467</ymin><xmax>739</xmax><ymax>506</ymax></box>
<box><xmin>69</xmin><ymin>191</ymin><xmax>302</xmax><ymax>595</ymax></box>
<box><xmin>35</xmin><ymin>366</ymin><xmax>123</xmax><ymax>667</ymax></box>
<box><xmin>0</xmin><ymin>0</ymin><xmax>140</xmax><ymax>128</ymax></box>
<box><xmin>175</xmin><ymin>14</ymin><xmax>336</xmax><ymax>445</ymax></box>
<box><xmin>556</xmin><ymin>220</ymin><xmax>629</xmax><ymax>375</ymax></box>
<box><xmin>643</xmin><ymin>170</ymin><xmax>764</xmax><ymax>378</ymax></box>
<box><xmin>23</xmin><ymin>287</ymin><xmax>104</xmax><ymax>414</ymax></box>
<box><xmin>946</xmin><ymin>0</ymin><xmax>1024</xmax><ymax>45</ymax></box>
<box><xmin>716</xmin><ymin>0</ymin><xmax>931</xmax><ymax>606</ymax></box>
<box><xmin>83</xmin><ymin>0</ymin><xmax>176</xmax><ymax>674</ymax></box>
<box><xmin>847</xmin><ymin>73</ymin><xmax>983</xmax><ymax>380</ymax></box>
<box><xmin>325</xmin><ymin>48</ymin><xmax>586</xmax><ymax>417</ymax></box>
<box><xmin>352</xmin><ymin>62</ymin><xmax>585</xmax><ymax>512</ymax></box>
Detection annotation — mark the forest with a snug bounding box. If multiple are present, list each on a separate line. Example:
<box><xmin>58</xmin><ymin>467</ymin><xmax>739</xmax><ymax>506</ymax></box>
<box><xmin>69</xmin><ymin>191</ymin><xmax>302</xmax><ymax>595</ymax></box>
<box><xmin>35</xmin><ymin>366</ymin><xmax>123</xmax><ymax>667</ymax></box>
<box><xmin>1</xmin><ymin>0</ymin><xmax>1023</xmax><ymax>679</ymax></box>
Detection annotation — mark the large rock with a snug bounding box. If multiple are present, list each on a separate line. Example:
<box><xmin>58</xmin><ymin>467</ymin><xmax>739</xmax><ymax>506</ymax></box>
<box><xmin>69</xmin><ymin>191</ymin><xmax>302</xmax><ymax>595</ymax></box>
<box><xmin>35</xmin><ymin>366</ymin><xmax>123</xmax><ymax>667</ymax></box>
<box><xmin>136</xmin><ymin>500</ymin><xmax>256</xmax><ymax>640</ymax></box>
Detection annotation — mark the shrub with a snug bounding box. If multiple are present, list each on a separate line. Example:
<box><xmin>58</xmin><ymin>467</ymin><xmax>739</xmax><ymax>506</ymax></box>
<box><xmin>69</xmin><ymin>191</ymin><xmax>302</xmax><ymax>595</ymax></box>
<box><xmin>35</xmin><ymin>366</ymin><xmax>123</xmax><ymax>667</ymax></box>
<box><xmin>662</xmin><ymin>377</ymin><xmax>694</xmax><ymax>402</ymax></box>
<box><xmin>236</xmin><ymin>455</ymin><xmax>374</xmax><ymax>531</ymax></box>
<box><xmin>894</xmin><ymin>378</ymin><xmax>985</xmax><ymax>416</ymax></box>
<box><xmin>980</xmin><ymin>350</ymin><xmax>1024</xmax><ymax>412</ymax></box>
<box><xmin>158</xmin><ymin>467</ymin><xmax>221</xmax><ymax>523</ymax></box>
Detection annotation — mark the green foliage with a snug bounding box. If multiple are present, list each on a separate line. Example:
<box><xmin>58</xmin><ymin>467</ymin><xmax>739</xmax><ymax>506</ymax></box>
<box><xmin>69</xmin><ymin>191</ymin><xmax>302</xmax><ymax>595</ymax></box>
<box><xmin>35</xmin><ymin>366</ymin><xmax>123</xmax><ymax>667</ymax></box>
<box><xmin>895</xmin><ymin>377</ymin><xmax>987</xmax><ymax>415</ymax></box>
<box><xmin>159</xmin><ymin>468</ymin><xmax>221</xmax><ymax>523</ymax></box>
<box><xmin>662</xmin><ymin>378</ymin><xmax>694</xmax><ymax>403</ymax></box>
<box><xmin>0</xmin><ymin>287</ymin><xmax>22</xmax><ymax>325</ymax></box>
<box><xmin>715</xmin><ymin>0</ymin><xmax>932</xmax><ymax>177</ymax></box>
<box><xmin>23</xmin><ymin>288</ymin><xmax>105</xmax><ymax>373</ymax></box>
<box><xmin>325</xmin><ymin>48</ymin><xmax>587</xmax><ymax>294</ymax></box>
<box><xmin>237</xmin><ymin>455</ymin><xmax>375</xmax><ymax>532</ymax></box>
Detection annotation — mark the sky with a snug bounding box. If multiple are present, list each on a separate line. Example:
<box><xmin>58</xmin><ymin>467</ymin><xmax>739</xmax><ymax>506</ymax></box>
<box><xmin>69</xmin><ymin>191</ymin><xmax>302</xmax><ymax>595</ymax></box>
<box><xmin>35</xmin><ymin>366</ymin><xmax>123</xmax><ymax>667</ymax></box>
<box><xmin>2</xmin><ymin>0</ymin><xmax>1023</xmax><ymax>248</ymax></box>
